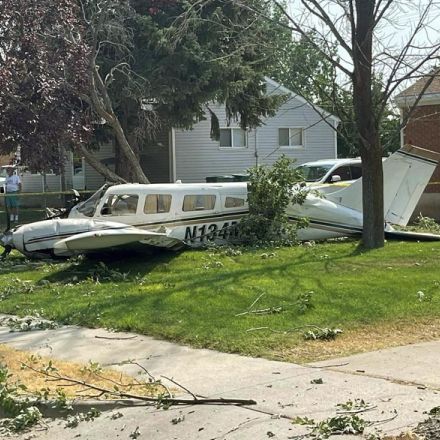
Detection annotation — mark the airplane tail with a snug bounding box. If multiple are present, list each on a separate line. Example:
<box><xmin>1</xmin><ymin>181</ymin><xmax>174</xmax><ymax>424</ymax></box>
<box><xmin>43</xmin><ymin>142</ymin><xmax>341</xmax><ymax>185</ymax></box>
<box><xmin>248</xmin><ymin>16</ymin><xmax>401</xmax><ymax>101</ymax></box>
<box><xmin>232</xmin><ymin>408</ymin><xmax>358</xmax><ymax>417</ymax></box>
<box><xmin>326</xmin><ymin>145</ymin><xmax>440</xmax><ymax>226</ymax></box>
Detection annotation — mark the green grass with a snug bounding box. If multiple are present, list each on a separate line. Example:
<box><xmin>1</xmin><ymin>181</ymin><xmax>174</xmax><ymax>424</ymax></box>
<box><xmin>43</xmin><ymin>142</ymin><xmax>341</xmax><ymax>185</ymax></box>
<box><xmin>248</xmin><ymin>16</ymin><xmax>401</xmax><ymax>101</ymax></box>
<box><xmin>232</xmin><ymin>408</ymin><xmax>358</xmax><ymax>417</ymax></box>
<box><xmin>0</xmin><ymin>240</ymin><xmax>440</xmax><ymax>361</ymax></box>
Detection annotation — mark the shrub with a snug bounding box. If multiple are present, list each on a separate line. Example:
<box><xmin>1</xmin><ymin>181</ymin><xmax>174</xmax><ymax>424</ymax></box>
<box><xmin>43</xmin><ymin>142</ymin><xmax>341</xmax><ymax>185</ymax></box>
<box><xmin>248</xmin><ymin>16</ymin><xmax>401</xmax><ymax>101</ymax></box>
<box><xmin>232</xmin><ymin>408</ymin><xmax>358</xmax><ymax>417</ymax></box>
<box><xmin>239</xmin><ymin>156</ymin><xmax>309</xmax><ymax>245</ymax></box>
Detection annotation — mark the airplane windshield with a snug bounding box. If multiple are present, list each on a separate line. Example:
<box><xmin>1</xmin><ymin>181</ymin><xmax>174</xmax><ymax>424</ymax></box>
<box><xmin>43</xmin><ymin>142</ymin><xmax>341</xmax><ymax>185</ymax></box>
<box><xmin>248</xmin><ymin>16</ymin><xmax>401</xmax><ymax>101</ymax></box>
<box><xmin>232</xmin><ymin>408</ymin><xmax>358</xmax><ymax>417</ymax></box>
<box><xmin>296</xmin><ymin>164</ymin><xmax>333</xmax><ymax>182</ymax></box>
<box><xmin>76</xmin><ymin>184</ymin><xmax>111</xmax><ymax>217</ymax></box>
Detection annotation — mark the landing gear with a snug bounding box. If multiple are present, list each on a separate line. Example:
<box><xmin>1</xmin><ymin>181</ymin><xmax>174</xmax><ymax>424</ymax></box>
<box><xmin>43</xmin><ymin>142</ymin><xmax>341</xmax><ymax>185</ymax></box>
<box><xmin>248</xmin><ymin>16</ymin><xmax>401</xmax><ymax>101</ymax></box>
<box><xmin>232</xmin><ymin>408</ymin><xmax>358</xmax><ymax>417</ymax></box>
<box><xmin>0</xmin><ymin>245</ymin><xmax>12</xmax><ymax>260</ymax></box>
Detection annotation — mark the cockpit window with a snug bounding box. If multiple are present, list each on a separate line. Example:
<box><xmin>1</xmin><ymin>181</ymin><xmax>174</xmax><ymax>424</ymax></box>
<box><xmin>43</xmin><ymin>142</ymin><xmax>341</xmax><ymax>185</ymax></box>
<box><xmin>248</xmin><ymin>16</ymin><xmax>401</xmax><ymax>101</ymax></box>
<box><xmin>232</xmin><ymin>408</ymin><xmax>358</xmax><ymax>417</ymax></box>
<box><xmin>101</xmin><ymin>194</ymin><xmax>139</xmax><ymax>216</ymax></box>
<box><xmin>296</xmin><ymin>164</ymin><xmax>333</xmax><ymax>182</ymax></box>
<box><xmin>76</xmin><ymin>184</ymin><xmax>110</xmax><ymax>217</ymax></box>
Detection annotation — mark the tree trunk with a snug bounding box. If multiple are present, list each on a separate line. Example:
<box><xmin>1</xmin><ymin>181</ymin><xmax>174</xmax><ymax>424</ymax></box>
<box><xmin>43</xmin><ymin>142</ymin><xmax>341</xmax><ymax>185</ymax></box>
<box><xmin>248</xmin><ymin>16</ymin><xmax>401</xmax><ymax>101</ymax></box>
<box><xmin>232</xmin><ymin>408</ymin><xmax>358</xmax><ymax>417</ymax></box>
<box><xmin>77</xmin><ymin>145</ymin><xmax>127</xmax><ymax>184</ymax></box>
<box><xmin>353</xmin><ymin>0</ymin><xmax>384</xmax><ymax>249</ymax></box>
<box><xmin>88</xmin><ymin>62</ymin><xmax>150</xmax><ymax>184</ymax></box>
<box><xmin>360</xmin><ymin>146</ymin><xmax>384</xmax><ymax>248</ymax></box>
<box><xmin>115</xmin><ymin>105</ymin><xmax>140</xmax><ymax>182</ymax></box>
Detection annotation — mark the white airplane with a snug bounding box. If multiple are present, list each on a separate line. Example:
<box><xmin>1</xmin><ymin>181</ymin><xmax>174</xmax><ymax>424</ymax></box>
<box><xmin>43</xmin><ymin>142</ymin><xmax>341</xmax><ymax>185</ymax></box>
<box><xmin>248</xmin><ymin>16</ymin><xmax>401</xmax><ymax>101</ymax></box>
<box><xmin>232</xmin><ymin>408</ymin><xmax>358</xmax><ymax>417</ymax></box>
<box><xmin>1</xmin><ymin>145</ymin><xmax>439</xmax><ymax>259</ymax></box>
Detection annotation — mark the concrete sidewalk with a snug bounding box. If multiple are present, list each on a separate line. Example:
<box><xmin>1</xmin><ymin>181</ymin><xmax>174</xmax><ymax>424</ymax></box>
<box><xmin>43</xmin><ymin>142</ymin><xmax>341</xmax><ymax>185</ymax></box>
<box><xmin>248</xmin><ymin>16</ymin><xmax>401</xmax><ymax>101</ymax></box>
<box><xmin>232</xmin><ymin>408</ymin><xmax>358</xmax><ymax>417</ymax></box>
<box><xmin>0</xmin><ymin>317</ymin><xmax>439</xmax><ymax>439</ymax></box>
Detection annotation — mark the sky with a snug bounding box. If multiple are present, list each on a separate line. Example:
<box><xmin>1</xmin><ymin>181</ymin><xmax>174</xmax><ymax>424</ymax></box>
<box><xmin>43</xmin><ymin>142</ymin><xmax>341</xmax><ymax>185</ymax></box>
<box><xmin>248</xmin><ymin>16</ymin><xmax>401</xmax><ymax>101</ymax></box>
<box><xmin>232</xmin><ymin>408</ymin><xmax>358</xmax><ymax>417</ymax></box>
<box><xmin>284</xmin><ymin>0</ymin><xmax>440</xmax><ymax>96</ymax></box>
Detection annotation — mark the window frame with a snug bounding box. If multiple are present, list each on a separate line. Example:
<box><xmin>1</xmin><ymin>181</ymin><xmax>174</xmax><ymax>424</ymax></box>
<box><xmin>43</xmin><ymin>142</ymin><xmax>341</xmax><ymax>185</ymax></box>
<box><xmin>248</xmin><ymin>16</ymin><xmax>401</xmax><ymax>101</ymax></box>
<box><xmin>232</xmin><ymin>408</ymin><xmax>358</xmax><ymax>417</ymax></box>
<box><xmin>182</xmin><ymin>194</ymin><xmax>217</xmax><ymax>212</ymax></box>
<box><xmin>278</xmin><ymin>127</ymin><xmax>305</xmax><ymax>149</ymax></box>
<box><xmin>144</xmin><ymin>194</ymin><xmax>173</xmax><ymax>215</ymax></box>
<box><xmin>99</xmin><ymin>193</ymin><xmax>139</xmax><ymax>216</ymax></box>
<box><xmin>219</xmin><ymin>128</ymin><xmax>248</xmax><ymax>149</ymax></box>
<box><xmin>224</xmin><ymin>196</ymin><xmax>246</xmax><ymax>209</ymax></box>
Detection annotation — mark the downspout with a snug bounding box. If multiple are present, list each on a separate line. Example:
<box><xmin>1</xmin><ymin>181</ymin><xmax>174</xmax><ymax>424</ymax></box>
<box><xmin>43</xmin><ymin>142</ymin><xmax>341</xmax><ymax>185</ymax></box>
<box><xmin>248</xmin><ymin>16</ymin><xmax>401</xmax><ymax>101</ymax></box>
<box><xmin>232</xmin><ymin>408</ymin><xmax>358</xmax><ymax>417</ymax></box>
<box><xmin>254</xmin><ymin>128</ymin><xmax>259</xmax><ymax>166</ymax></box>
<box><xmin>170</xmin><ymin>128</ymin><xmax>177</xmax><ymax>182</ymax></box>
<box><xmin>334</xmin><ymin>119</ymin><xmax>339</xmax><ymax>158</ymax></box>
<box><xmin>399</xmin><ymin>108</ymin><xmax>405</xmax><ymax>147</ymax></box>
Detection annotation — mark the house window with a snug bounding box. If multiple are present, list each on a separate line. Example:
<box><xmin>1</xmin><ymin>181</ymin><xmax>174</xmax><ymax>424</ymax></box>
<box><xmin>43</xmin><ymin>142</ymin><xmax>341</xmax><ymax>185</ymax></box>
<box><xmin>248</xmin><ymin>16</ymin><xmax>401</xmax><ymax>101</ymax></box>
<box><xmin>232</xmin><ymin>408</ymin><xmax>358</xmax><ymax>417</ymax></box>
<box><xmin>279</xmin><ymin>128</ymin><xmax>304</xmax><ymax>148</ymax></box>
<box><xmin>100</xmin><ymin>194</ymin><xmax>139</xmax><ymax>216</ymax></box>
<box><xmin>219</xmin><ymin>128</ymin><xmax>247</xmax><ymax>148</ymax></box>
<box><xmin>183</xmin><ymin>195</ymin><xmax>216</xmax><ymax>211</ymax></box>
<box><xmin>144</xmin><ymin>194</ymin><xmax>172</xmax><ymax>214</ymax></box>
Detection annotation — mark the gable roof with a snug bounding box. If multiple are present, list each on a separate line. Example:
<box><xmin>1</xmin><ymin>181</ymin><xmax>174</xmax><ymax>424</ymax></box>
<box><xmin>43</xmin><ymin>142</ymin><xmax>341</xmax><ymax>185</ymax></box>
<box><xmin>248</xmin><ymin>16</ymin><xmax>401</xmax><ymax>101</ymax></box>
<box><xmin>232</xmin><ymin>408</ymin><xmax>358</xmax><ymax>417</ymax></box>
<box><xmin>264</xmin><ymin>77</ymin><xmax>340</xmax><ymax>123</ymax></box>
<box><xmin>395</xmin><ymin>68</ymin><xmax>440</xmax><ymax>107</ymax></box>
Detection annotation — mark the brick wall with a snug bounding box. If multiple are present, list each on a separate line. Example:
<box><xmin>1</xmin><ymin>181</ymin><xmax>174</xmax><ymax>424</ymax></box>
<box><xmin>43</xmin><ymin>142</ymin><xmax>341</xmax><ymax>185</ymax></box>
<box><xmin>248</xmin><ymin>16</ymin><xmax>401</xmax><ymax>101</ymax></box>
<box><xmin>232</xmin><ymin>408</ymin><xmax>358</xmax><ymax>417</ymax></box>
<box><xmin>403</xmin><ymin>104</ymin><xmax>440</xmax><ymax>193</ymax></box>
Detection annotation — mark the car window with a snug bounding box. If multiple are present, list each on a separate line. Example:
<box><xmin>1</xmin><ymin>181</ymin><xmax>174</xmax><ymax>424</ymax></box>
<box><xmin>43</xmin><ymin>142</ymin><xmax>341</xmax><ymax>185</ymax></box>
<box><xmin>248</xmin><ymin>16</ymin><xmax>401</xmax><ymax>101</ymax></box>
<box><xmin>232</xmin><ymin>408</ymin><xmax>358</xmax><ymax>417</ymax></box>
<box><xmin>328</xmin><ymin>165</ymin><xmax>352</xmax><ymax>182</ymax></box>
<box><xmin>296</xmin><ymin>164</ymin><xmax>333</xmax><ymax>182</ymax></box>
<box><xmin>350</xmin><ymin>165</ymin><xmax>362</xmax><ymax>180</ymax></box>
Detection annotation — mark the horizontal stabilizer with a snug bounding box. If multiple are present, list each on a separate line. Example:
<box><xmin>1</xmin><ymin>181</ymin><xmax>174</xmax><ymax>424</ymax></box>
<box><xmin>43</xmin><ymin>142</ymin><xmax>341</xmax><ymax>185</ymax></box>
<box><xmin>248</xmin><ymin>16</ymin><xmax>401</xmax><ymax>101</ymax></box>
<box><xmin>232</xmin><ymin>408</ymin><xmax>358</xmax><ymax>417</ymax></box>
<box><xmin>53</xmin><ymin>228</ymin><xmax>184</xmax><ymax>255</ymax></box>
<box><xmin>385</xmin><ymin>230</ymin><xmax>440</xmax><ymax>241</ymax></box>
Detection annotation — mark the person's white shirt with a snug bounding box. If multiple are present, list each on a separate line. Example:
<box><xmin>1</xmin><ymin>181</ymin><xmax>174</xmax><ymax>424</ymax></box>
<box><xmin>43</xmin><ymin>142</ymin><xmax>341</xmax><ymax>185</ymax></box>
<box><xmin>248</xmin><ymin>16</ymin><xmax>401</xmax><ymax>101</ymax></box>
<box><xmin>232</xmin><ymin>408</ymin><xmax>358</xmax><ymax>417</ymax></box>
<box><xmin>5</xmin><ymin>174</ymin><xmax>21</xmax><ymax>192</ymax></box>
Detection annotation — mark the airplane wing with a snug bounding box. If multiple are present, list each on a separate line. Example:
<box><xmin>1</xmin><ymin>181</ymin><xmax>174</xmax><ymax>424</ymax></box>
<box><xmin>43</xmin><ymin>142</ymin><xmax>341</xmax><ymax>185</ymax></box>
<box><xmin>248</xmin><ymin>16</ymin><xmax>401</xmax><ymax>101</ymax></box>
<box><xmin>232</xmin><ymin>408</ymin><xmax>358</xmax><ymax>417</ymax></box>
<box><xmin>53</xmin><ymin>227</ymin><xmax>184</xmax><ymax>255</ymax></box>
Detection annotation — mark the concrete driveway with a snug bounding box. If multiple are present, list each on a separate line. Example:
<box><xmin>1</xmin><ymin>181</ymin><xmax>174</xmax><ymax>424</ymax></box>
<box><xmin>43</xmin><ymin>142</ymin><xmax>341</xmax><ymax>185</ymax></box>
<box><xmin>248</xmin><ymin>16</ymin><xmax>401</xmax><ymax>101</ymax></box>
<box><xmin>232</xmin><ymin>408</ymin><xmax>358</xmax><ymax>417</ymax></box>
<box><xmin>0</xmin><ymin>317</ymin><xmax>439</xmax><ymax>439</ymax></box>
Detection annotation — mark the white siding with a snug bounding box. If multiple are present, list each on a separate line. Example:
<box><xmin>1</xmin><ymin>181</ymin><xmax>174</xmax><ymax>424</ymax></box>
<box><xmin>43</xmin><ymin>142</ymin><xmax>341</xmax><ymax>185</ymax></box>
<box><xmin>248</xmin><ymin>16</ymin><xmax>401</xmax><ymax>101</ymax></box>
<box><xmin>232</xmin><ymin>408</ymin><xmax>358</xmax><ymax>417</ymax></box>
<box><xmin>140</xmin><ymin>130</ymin><xmax>171</xmax><ymax>183</ymax></box>
<box><xmin>174</xmin><ymin>80</ymin><xmax>337</xmax><ymax>182</ymax></box>
<box><xmin>84</xmin><ymin>143</ymin><xmax>115</xmax><ymax>190</ymax></box>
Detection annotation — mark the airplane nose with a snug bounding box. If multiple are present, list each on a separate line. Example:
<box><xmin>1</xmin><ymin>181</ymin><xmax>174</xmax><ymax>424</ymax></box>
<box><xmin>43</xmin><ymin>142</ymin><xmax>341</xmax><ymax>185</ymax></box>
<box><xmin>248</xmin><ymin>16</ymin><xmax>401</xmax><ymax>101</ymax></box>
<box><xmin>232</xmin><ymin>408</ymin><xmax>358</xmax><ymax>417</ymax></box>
<box><xmin>0</xmin><ymin>231</ymin><xmax>14</xmax><ymax>259</ymax></box>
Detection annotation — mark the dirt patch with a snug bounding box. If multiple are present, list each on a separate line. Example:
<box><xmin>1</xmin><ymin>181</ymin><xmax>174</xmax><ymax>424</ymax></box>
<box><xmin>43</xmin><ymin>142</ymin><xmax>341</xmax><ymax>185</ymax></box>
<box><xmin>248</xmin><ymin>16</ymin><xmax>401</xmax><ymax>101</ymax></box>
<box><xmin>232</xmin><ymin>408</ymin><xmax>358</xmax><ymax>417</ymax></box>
<box><xmin>0</xmin><ymin>344</ymin><xmax>160</xmax><ymax>398</ymax></box>
<box><xmin>270</xmin><ymin>318</ymin><xmax>440</xmax><ymax>363</ymax></box>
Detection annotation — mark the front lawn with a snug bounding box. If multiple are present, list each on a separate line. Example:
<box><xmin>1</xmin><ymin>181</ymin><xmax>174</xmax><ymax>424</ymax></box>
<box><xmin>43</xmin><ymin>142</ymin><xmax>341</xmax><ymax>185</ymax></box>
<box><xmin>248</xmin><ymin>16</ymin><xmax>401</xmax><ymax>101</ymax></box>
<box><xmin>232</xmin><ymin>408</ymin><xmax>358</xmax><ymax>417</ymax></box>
<box><xmin>0</xmin><ymin>240</ymin><xmax>439</xmax><ymax>362</ymax></box>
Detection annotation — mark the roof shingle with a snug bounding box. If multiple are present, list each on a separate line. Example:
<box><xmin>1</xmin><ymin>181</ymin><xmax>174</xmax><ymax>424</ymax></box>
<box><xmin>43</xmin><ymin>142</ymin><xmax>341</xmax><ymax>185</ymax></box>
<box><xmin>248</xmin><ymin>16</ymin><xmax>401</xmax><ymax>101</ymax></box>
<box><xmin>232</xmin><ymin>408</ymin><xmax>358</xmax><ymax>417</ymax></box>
<box><xmin>396</xmin><ymin>68</ymin><xmax>440</xmax><ymax>98</ymax></box>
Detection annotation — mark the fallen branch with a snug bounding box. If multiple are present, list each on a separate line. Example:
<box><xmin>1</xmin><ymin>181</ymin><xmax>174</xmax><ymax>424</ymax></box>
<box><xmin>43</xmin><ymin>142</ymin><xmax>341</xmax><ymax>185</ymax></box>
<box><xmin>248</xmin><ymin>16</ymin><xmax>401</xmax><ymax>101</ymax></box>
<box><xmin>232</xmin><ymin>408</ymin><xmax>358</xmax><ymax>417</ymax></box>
<box><xmin>22</xmin><ymin>363</ymin><xmax>256</xmax><ymax>407</ymax></box>
<box><xmin>247</xmin><ymin>324</ymin><xmax>328</xmax><ymax>333</ymax></box>
<box><xmin>235</xmin><ymin>292</ymin><xmax>266</xmax><ymax>316</ymax></box>
<box><xmin>161</xmin><ymin>375</ymin><xmax>197</xmax><ymax>400</ymax></box>
<box><xmin>304</xmin><ymin>362</ymin><xmax>350</xmax><ymax>369</ymax></box>
<box><xmin>336</xmin><ymin>405</ymin><xmax>377</xmax><ymax>415</ymax></box>
<box><xmin>236</xmin><ymin>306</ymin><xmax>284</xmax><ymax>316</ymax></box>
<box><xmin>246</xmin><ymin>324</ymin><xmax>343</xmax><ymax>340</ymax></box>
<box><xmin>122</xmin><ymin>361</ymin><xmax>159</xmax><ymax>384</ymax></box>
<box><xmin>94</xmin><ymin>335</ymin><xmax>137</xmax><ymax>341</ymax></box>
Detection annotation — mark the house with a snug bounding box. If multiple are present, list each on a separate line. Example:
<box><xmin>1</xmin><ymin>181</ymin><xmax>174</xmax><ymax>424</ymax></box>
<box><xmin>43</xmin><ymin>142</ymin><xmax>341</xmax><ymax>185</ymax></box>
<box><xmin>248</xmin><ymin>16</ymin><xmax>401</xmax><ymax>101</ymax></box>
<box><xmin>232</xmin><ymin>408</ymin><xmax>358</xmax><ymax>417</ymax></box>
<box><xmin>395</xmin><ymin>70</ymin><xmax>440</xmax><ymax>219</ymax></box>
<box><xmin>20</xmin><ymin>78</ymin><xmax>340</xmax><ymax>192</ymax></box>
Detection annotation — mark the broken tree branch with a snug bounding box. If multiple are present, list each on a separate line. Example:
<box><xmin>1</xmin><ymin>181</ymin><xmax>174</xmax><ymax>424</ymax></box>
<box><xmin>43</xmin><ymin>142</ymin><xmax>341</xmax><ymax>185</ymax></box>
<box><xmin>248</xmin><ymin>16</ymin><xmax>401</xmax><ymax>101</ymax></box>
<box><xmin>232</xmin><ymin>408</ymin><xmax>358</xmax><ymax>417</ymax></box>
<box><xmin>22</xmin><ymin>363</ymin><xmax>256</xmax><ymax>407</ymax></box>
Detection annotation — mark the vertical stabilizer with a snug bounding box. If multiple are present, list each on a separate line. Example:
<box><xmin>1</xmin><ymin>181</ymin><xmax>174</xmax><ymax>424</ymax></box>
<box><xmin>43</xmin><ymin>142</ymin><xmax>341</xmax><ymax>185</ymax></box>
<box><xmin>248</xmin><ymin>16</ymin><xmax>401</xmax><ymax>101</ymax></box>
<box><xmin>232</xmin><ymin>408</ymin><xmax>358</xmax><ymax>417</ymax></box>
<box><xmin>326</xmin><ymin>145</ymin><xmax>439</xmax><ymax>226</ymax></box>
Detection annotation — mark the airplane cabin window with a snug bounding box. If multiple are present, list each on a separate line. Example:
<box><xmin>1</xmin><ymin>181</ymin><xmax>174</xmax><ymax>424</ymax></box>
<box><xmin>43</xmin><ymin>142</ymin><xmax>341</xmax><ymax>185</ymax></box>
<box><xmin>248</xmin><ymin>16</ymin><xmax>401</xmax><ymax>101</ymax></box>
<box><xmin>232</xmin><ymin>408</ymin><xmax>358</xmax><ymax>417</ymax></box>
<box><xmin>225</xmin><ymin>197</ymin><xmax>245</xmax><ymax>208</ymax></box>
<box><xmin>144</xmin><ymin>194</ymin><xmax>172</xmax><ymax>214</ymax></box>
<box><xmin>182</xmin><ymin>195</ymin><xmax>216</xmax><ymax>211</ymax></box>
<box><xmin>100</xmin><ymin>194</ymin><xmax>139</xmax><ymax>216</ymax></box>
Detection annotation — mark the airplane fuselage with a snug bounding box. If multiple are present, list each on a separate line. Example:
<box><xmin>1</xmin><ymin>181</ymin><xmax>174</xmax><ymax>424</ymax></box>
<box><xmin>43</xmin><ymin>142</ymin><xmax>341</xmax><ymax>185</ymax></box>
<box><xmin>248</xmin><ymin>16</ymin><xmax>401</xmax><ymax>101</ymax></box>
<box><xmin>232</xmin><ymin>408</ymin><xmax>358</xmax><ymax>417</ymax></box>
<box><xmin>68</xmin><ymin>182</ymin><xmax>363</xmax><ymax>245</ymax></box>
<box><xmin>1</xmin><ymin>145</ymin><xmax>438</xmax><ymax>259</ymax></box>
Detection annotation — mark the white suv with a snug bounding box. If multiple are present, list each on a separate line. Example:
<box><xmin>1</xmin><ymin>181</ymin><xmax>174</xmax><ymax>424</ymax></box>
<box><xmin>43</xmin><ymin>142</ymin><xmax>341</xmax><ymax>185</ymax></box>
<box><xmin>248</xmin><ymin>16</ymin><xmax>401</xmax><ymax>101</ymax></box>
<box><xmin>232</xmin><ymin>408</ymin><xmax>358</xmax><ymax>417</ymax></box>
<box><xmin>296</xmin><ymin>158</ymin><xmax>362</xmax><ymax>185</ymax></box>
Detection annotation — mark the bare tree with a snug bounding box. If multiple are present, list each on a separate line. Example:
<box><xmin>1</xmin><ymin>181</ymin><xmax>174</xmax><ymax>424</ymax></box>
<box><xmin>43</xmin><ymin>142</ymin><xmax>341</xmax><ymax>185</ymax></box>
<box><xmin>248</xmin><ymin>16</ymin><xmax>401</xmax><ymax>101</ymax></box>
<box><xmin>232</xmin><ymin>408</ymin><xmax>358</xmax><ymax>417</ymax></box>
<box><xmin>236</xmin><ymin>0</ymin><xmax>440</xmax><ymax>248</ymax></box>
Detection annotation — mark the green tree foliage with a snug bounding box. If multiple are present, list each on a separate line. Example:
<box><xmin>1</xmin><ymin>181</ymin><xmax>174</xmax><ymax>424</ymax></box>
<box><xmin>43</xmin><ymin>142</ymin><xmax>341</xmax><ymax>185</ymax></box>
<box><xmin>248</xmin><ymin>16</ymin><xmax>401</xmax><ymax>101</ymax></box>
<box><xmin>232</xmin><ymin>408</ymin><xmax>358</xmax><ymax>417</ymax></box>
<box><xmin>239</xmin><ymin>156</ymin><xmax>309</xmax><ymax>244</ymax></box>
<box><xmin>90</xmin><ymin>0</ymin><xmax>285</xmax><ymax>180</ymax></box>
<box><xmin>0</xmin><ymin>0</ymin><xmax>90</xmax><ymax>172</ymax></box>
<box><xmin>1</xmin><ymin>0</ymin><xmax>285</xmax><ymax>181</ymax></box>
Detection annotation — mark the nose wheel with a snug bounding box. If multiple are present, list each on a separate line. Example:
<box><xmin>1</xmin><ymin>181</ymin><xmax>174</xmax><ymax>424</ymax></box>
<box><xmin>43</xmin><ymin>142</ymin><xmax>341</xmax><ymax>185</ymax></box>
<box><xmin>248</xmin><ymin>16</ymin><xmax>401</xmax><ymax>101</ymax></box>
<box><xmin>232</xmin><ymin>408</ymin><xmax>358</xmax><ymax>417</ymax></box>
<box><xmin>0</xmin><ymin>245</ymin><xmax>12</xmax><ymax>260</ymax></box>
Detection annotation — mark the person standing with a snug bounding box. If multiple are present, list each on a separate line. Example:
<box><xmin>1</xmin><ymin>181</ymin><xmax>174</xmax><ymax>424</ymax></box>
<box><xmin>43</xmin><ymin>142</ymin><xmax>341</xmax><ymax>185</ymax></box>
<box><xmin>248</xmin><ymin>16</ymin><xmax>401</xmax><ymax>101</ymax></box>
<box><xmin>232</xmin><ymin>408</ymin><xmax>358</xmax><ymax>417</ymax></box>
<box><xmin>5</xmin><ymin>166</ymin><xmax>22</xmax><ymax>223</ymax></box>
